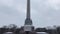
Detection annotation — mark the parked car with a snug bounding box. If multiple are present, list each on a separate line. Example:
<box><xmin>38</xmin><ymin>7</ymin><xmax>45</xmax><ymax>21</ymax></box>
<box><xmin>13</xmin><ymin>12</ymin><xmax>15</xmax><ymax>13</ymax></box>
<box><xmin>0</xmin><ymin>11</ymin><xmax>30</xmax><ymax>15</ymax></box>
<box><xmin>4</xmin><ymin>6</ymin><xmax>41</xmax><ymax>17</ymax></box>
<box><xmin>36</xmin><ymin>32</ymin><xmax>48</xmax><ymax>34</ymax></box>
<box><xmin>3</xmin><ymin>32</ymin><xmax>13</xmax><ymax>34</ymax></box>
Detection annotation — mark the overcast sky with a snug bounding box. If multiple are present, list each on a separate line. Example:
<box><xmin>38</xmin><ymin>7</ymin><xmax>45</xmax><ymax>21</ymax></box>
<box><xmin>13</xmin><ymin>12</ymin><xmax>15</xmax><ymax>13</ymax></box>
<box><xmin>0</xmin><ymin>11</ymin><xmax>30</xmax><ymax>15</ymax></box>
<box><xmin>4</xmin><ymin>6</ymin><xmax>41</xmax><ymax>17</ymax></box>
<box><xmin>0</xmin><ymin>0</ymin><xmax>60</xmax><ymax>27</ymax></box>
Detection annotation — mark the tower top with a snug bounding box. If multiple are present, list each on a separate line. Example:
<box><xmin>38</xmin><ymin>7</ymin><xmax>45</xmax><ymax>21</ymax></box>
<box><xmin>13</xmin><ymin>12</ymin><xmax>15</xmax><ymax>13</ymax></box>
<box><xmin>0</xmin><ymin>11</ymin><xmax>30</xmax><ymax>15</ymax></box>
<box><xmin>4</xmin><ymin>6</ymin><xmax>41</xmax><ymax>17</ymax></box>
<box><xmin>25</xmin><ymin>0</ymin><xmax>32</xmax><ymax>25</ymax></box>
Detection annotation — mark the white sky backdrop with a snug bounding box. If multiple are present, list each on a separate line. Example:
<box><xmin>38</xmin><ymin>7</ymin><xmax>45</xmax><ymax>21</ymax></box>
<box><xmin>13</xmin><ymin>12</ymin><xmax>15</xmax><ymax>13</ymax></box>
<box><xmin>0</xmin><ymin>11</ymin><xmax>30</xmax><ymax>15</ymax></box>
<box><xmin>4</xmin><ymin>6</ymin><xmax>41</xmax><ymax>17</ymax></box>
<box><xmin>0</xmin><ymin>0</ymin><xmax>60</xmax><ymax>27</ymax></box>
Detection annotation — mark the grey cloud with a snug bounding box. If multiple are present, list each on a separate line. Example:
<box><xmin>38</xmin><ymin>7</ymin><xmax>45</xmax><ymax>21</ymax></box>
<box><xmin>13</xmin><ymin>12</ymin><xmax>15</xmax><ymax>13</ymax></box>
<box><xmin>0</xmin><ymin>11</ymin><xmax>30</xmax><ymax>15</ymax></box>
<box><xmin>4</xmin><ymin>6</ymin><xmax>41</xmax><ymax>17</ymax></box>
<box><xmin>0</xmin><ymin>0</ymin><xmax>60</xmax><ymax>27</ymax></box>
<box><xmin>31</xmin><ymin>0</ymin><xmax>60</xmax><ymax>27</ymax></box>
<box><xmin>0</xmin><ymin>5</ymin><xmax>25</xmax><ymax>27</ymax></box>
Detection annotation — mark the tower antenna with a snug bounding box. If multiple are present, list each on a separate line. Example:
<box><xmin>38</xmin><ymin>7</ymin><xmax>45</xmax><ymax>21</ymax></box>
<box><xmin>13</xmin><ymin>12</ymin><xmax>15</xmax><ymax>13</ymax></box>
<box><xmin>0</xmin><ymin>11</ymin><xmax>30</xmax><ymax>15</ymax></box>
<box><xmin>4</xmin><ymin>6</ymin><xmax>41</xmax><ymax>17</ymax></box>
<box><xmin>27</xmin><ymin>0</ymin><xmax>30</xmax><ymax>18</ymax></box>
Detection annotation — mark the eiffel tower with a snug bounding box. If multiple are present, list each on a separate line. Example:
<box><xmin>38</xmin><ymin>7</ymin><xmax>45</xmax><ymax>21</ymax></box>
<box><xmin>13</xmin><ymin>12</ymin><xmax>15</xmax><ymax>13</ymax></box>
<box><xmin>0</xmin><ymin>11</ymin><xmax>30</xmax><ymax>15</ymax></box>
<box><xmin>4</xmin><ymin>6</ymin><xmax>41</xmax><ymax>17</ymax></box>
<box><xmin>24</xmin><ymin>0</ymin><xmax>34</xmax><ymax>32</ymax></box>
<box><xmin>23</xmin><ymin>0</ymin><xmax>36</xmax><ymax>34</ymax></box>
<box><xmin>25</xmin><ymin>0</ymin><xmax>32</xmax><ymax>25</ymax></box>
<box><xmin>20</xmin><ymin>0</ymin><xmax>49</xmax><ymax>34</ymax></box>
